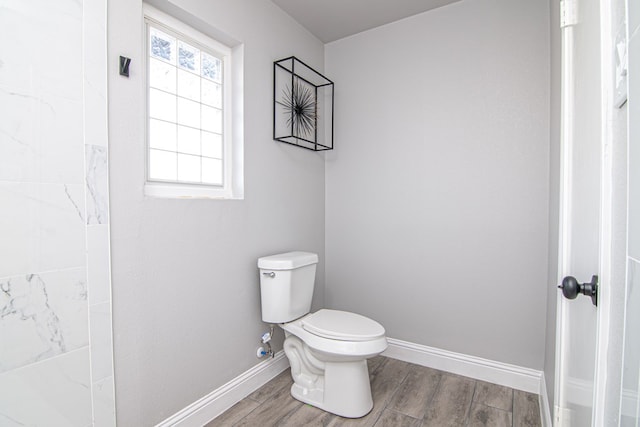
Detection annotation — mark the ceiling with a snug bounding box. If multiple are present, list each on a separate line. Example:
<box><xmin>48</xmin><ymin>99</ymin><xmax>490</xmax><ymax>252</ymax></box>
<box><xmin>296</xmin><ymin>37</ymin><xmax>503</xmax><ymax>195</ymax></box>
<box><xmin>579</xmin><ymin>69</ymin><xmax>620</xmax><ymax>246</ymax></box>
<box><xmin>271</xmin><ymin>0</ymin><xmax>462</xmax><ymax>43</ymax></box>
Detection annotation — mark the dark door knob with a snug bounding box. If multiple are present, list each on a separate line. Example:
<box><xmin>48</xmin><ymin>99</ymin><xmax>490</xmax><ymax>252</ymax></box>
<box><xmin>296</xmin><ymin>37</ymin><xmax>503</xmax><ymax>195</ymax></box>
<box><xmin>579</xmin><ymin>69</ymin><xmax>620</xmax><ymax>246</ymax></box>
<box><xmin>558</xmin><ymin>275</ymin><xmax>598</xmax><ymax>306</ymax></box>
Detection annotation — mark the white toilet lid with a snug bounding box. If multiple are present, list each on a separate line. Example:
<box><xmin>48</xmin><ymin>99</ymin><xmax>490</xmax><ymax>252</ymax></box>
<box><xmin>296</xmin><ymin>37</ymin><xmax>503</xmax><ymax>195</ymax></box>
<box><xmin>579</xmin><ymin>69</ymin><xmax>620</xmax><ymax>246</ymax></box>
<box><xmin>302</xmin><ymin>309</ymin><xmax>385</xmax><ymax>342</ymax></box>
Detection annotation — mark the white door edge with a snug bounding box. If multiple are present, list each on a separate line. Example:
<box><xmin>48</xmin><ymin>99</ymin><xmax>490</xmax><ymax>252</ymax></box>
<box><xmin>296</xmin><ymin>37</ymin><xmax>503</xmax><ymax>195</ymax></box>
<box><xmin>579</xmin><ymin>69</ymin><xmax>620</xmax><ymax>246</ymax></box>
<box><xmin>554</xmin><ymin>11</ymin><xmax>576</xmax><ymax>424</ymax></box>
<box><xmin>593</xmin><ymin>0</ymin><xmax>615</xmax><ymax>425</ymax></box>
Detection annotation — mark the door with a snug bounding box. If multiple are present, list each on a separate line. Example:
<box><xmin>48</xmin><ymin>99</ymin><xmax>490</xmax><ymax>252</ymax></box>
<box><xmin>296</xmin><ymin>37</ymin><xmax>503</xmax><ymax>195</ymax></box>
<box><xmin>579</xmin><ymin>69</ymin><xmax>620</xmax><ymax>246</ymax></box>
<box><xmin>555</xmin><ymin>0</ymin><xmax>602</xmax><ymax>425</ymax></box>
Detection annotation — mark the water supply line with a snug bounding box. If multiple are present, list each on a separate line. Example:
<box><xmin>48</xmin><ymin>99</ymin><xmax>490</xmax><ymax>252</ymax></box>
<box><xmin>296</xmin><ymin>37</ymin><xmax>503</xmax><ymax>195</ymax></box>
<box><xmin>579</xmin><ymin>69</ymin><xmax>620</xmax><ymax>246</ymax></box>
<box><xmin>257</xmin><ymin>324</ymin><xmax>275</xmax><ymax>358</ymax></box>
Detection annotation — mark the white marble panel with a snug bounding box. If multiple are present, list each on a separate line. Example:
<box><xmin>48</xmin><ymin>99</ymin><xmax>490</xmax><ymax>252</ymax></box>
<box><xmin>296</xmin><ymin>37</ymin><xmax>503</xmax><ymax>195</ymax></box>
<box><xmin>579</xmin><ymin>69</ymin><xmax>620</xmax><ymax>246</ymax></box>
<box><xmin>0</xmin><ymin>86</ymin><xmax>84</xmax><ymax>183</ymax></box>
<box><xmin>623</xmin><ymin>261</ymin><xmax>640</xmax><ymax>406</ymax></box>
<box><xmin>631</xmin><ymin>0</ymin><xmax>640</xmax><ymax>39</ymax></box>
<box><xmin>84</xmin><ymin>0</ymin><xmax>108</xmax><ymax>148</ymax></box>
<box><xmin>0</xmin><ymin>182</ymin><xmax>86</xmax><ymax>278</ymax></box>
<box><xmin>0</xmin><ymin>0</ymin><xmax>82</xmax><ymax>99</ymax></box>
<box><xmin>0</xmin><ymin>269</ymin><xmax>88</xmax><ymax>373</ymax></box>
<box><xmin>89</xmin><ymin>301</ymin><xmax>113</xmax><ymax>382</ymax></box>
<box><xmin>92</xmin><ymin>375</ymin><xmax>116</xmax><ymax>427</ymax></box>
<box><xmin>87</xmin><ymin>225</ymin><xmax>112</xmax><ymax>306</ymax></box>
<box><xmin>0</xmin><ymin>347</ymin><xmax>91</xmax><ymax>426</ymax></box>
<box><xmin>629</xmin><ymin>34</ymin><xmax>640</xmax><ymax>259</ymax></box>
<box><xmin>86</xmin><ymin>145</ymin><xmax>109</xmax><ymax>225</ymax></box>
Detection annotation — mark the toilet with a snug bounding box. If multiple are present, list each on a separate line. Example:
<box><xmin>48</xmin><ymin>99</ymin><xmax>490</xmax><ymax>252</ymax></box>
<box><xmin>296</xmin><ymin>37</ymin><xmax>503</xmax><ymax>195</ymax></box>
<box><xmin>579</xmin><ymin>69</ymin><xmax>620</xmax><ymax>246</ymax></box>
<box><xmin>258</xmin><ymin>251</ymin><xmax>387</xmax><ymax>418</ymax></box>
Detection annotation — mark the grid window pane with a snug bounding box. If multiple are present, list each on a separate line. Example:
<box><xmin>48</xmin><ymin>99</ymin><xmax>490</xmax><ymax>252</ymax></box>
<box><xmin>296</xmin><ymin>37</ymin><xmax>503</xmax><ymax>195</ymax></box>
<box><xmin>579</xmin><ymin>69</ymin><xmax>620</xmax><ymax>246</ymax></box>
<box><xmin>150</xmin><ymin>27</ymin><xmax>176</xmax><ymax>64</ymax></box>
<box><xmin>147</xmin><ymin>21</ymin><xmax>227</xmax><ymax>188</ymax></box>
<box><xmin>178</xmin><ymin>125</ymin><xmax>200</xmax><ymax>155</ymax></box>
<box><xmin>177</xmin><ymin>97</ymin><xmax>200</xmax><ymax>128</ymax></box>
<box><xmin>202</xmin><ymin>157</ymin><xmax>222</xmax><ymax>185</ymax></box>
<box><xmin>201</xmin><ymin>79</ymin><xmax>222</xmax><ymax>108</ymax></box>
<box><xmin>150</xmin><ymin>58</ymin><xmax>176</xmax><ymax>93</ymax></box>
<box><xmin>202</xmin><ymin>52</ymin><xmax>221</xmax><ymax>82</ymax></box>
<box><xmin>201</xmin><ymin>105</ymin><xmax>222</xmax><ymax>133</ymax></box>
<box><xmin>178</xmin><ymin>40</ymin><xmax>200</xmax><ymax>73</ymax></box>
<box><xmin>149</xmin><ymin>149</ymin><xmax>177</xmax><ymax>180</ymax></box>
<box><xmin>177</xmin><ymin>69</ymin><xmax>200</xmax><ymax>102</ymax></box>
<box><xmin>177</xmin><ymin>153</ymin><xmax>201</xmax><ymax>182</ymax></box>
<box><xmin>150</xmin><ymin>88</ymin><xmax>176</xmax><ymax>122</ymax></box>
<box><xmin>202</xmin><ymin>131</ymin><xmax>222</xmax><ymax>159</ymax></box>
<box><xmin>150</xmin><ymin>119</ymin><xmax>177</xmax><ymax>151</ymax></box>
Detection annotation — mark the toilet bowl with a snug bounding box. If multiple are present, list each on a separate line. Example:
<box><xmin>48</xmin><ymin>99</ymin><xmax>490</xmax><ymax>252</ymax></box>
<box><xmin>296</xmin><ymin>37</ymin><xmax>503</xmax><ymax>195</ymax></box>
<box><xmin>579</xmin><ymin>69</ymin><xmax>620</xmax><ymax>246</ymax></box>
<box><xmin>280</xmin><ymin>309</ymin><xmax>387</xmax><ymax>418</ymax></box>
<box><xmin>258</xmin><ymin>251</ymin><xmax>388</xmax><ymax>418</ymax></box>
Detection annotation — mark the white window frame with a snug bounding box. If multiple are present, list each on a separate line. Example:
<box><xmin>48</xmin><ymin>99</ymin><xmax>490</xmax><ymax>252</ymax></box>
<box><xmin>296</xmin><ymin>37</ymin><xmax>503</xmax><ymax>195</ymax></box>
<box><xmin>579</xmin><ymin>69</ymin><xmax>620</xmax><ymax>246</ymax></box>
<box><xmin>143</xmin><ymin>4</ymin><xmax>234</xmax><ymax>199</ymax></box>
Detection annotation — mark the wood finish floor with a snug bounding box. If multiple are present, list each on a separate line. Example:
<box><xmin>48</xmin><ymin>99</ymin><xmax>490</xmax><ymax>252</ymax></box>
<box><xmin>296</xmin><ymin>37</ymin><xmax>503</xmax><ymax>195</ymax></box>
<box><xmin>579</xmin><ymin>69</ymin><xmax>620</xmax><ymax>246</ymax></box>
<box><xmin>206</xmin><ymin>356</ymin><xmax>542</xmax><ymax>427</ymax></box>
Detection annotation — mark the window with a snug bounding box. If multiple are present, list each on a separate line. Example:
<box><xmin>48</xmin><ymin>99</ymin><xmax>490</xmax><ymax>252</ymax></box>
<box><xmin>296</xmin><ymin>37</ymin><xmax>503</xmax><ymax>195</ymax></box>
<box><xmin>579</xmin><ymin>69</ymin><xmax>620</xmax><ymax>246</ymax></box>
<box><xmin>144</xmin><ymin>6</ymin><xmax>239</xmax><ymax>198</ymax></box>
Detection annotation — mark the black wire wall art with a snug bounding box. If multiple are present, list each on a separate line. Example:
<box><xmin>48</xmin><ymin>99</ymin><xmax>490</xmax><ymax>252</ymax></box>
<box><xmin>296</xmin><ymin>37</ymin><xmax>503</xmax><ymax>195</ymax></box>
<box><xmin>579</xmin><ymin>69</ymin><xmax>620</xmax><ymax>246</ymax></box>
<box><xmin>274</xmin><ymin>56</ymin><xmax>334</xmax><ymax>151</ymax></box>
<box><xmin>282</xmin><ymin>79</ymin><xmax>316</xmax><ymax>139</ymax></box>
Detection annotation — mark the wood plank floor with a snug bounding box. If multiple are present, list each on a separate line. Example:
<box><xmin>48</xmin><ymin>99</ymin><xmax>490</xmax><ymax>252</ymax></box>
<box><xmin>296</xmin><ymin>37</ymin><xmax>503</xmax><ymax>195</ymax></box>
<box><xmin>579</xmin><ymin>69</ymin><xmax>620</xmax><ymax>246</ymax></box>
<box><xmin>205</xmin><ymin>356</ymin><xmax>542</xmax><ymax>427</ymax></box>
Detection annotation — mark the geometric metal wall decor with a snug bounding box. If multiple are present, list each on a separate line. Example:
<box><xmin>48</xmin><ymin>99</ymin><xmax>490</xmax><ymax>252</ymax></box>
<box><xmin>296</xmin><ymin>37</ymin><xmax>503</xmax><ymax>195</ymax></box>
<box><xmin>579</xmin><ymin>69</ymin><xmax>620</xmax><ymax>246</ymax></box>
<box><xmin>273</xmin><ymin>56</ymin><xmax>334</xmax><ymax>151</ymax></box>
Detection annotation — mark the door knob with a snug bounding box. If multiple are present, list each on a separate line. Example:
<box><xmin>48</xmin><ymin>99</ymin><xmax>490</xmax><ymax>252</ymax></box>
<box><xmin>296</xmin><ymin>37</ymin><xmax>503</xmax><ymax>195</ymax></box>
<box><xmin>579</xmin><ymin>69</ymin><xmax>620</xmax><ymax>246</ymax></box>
<box><xmin>558</xmin><ymin>275</ymin><xmax>598</xmax><ymax>306</ymax></box>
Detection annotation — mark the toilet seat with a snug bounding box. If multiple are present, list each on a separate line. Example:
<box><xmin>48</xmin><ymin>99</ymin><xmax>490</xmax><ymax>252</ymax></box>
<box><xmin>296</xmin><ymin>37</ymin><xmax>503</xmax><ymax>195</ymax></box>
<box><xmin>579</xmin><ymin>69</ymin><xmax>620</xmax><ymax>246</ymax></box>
<box><xmin>281</xmin><ymin>311</ymin><xmax>387</xmax><ymax>359</ymax></box>
<box><xmin>302</xmin><ymin>309</ymin><xmax>385</xmax><ymax>342</ymax></box>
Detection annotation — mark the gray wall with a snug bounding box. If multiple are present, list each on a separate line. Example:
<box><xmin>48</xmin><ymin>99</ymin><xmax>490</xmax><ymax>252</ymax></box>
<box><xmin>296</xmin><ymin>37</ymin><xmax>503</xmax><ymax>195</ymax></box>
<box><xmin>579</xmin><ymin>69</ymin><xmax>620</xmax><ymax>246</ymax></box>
<box><xmin>107</xmin><ymin>0</ymin><xmax>325</xmax><ymax>424</ymax></box>
<box><xmin>324</xmin><ymin>0</ymin><xmax>551</xmax><ymax>369</ymax></box>
<box><xmin>544</xmin><ymin>0</ymin><xmax>561</xmax><ymax>410</ymax></box>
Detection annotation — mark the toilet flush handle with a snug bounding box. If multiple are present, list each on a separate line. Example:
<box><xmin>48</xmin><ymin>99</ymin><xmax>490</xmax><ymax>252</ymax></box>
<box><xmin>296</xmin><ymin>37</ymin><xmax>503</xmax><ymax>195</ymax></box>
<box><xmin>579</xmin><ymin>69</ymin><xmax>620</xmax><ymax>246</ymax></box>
<box><xmin>263</xmin><ymin>272</ymin><xmax>275</xmax><ymax>278</ymax></box>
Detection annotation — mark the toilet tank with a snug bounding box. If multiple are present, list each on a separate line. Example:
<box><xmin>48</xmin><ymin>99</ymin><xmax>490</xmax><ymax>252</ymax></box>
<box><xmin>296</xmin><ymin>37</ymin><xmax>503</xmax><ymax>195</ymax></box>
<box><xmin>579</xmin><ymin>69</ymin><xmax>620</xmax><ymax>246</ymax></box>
<box><xmin>258</xmin><ymin>251</ymin><xmax>318</xmax><ymax>323</ymax></box>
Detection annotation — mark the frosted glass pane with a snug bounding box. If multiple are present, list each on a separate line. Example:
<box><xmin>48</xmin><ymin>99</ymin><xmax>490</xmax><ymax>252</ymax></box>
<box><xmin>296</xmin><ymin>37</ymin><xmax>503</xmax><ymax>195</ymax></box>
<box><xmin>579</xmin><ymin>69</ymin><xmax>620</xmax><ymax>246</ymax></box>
<box><xmin>202</xmin><ymin>157</ymin><xmax>222</xmax><ymax>185</ymax></box>
<box><xmin>149</xmin><ymin>88</ymin><xmax>176</xmax><ymax>122</ymax></box>
<box><xmin>202</xmin><ymin>53</ymin><xmax>221</xmax><ymax>82</ymax></box>
<box><xmin>178</xmin><ymin>125</ymin><xmax>200</xmax><ymax>155</ymax></box>
<box><xmin>149</xmin><ymin>58</ymin><xmax>176</xmax><ymax>93</ymax></box>
<box><xmin>201</xmin><ymin>79</ymin><xmax>222</xmax><ymax>108</ymax></box>
<box><xmin>177</xmin><ymin>69</ymin><xmax>200</xmax><ymax>102</ymax></box>
<box><xmin>177</xmin><ymin>97</ymin><xmax>200</xmax><ymax>128</ymax></box>
<box><xmin>149</xmin><ymin>149</ymin><xmax>177</xmax><ymax>181</ymax></box>
<box><xmin>150</xmin><ymin>27</ymin><xmax>176</xmax><ymax>64</ymax></box>
<box><xmin>202</xmin><ymin>132</ymin><xmax>222</xmax><ymax>159</ymax></box>
<box><xmin>177</xmin><ymin>153</ymin><xmax>201</xmax><ymax>182</ymax></box>
<box><xmin>149</xmin><ymin>119</ymin><xmax>177</xmax><ymax>151</ymax></box>
<box><xmin>178</xmin><ymin>40</ymin><xmax>200</xmax><ymax>73</ymax></box>
<box><xmin>201</xmin><ymin>105</ymin><xmax>222</xmax><ymax>133</ymax></box>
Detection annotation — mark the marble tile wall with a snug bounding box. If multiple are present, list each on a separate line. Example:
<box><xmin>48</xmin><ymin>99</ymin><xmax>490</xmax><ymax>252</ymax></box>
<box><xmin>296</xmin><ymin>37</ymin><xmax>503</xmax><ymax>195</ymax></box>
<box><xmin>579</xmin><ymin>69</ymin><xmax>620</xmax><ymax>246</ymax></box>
<box><xmin>0</xmin><ymin>0</ymin><xmax>115</xmax><ymax>425</ymax></box>
<box><xmin>622</xmin><ymin>4</ymin><xmax>640</xmax><ymax>424</ymax></box>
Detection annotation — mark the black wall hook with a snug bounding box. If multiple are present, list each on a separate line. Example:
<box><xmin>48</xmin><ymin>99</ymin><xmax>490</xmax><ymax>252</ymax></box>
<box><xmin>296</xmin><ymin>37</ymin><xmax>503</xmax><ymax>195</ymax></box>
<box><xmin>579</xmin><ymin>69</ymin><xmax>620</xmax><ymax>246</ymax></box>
<box><xmin>119</xmin><ymin>56</ymin><xmax>131</xmax><ymax>77</ymax></box>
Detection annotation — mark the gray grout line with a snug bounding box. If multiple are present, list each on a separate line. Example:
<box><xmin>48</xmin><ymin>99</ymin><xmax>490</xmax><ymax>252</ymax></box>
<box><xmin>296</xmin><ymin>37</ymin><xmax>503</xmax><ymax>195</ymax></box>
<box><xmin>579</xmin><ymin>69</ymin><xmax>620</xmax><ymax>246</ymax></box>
<box><xmin>229</xmin><ymin>400</ymin><xmax>261</xmax><ymax>427</ymax></box>
<box><xmin>512</xmin><ymin>388</ymin><xmax>515</xmax><ymax>427</ymax></box>
<box><xmin>425</xmin><ymin>369</ymin><xmax>444</xmax><ymax>416</ymax></box>
<box><xmin>464</xmin><ymin>380</ymin><xmax>477</xmax><ymax>427</ymax></box>
<box><xmin>369</xmin><ymin>407</ymin><xmax>385</xmax><ymax>427</ymax></box>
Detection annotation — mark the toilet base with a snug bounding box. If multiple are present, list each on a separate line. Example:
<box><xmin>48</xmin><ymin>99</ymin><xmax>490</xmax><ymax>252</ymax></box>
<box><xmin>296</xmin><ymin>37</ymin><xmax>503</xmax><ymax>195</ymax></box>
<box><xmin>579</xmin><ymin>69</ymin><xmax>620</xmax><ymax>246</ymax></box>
<box><xmin>283</xmin><ymin>334</ymin><xmax>374</xmax><ymax>418</ymax></box>
<box><xmin>290</xmin><ymin>360</ymin><xmax>373</xmax><ymax>418</ymax></box>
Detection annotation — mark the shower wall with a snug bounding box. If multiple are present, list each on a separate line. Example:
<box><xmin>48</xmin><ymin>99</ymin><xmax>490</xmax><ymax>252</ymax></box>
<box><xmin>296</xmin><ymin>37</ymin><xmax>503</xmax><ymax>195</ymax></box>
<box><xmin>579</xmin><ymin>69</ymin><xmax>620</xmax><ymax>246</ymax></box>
<box><xmin>0</xmin><ymin>0</ymin><xmax>115</xmax><ymax>425</ymax></box>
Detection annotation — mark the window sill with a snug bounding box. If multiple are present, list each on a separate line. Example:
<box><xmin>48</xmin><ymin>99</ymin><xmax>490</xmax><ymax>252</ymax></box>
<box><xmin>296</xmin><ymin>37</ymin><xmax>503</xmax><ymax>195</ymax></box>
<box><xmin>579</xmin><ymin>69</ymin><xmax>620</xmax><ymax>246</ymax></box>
<box><xmin>144</xmin><ymin>182</ymin><xmax>242</xmax><ymax>200</ymax></box>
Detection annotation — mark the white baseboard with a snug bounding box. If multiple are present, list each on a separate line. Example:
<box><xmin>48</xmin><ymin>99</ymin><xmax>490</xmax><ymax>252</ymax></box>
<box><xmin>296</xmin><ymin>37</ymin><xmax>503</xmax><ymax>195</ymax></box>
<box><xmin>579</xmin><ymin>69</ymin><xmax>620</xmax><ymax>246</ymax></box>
<box><xmin>539</xmin><ymin>373</ymin><xmax>553</xmax><ymax>427</ymax></box>
<box><xmin>157</xmin><ymin>338</ymin><xmax>549</xmax><ymax>426</ymax></box>
<box><xmin>155</xmin><ymin>351</ymin><xmax>289</xmax><ymax>427</ymax></box>
<box><xmin>382</xmin><ymin>338</ymin><xmax>543</xmax><ymax>394</ymax></box>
